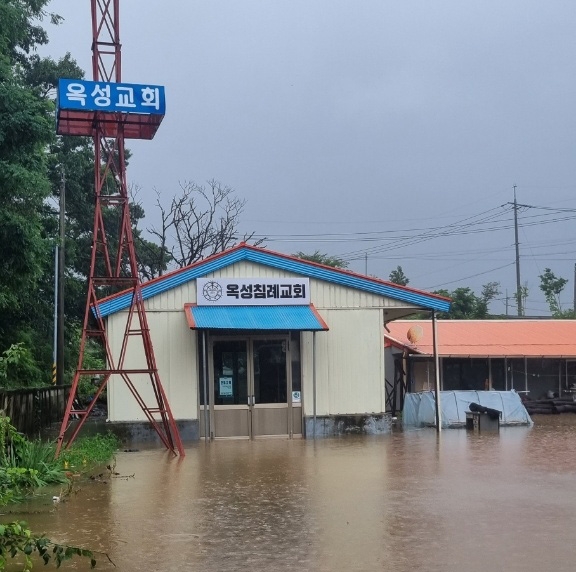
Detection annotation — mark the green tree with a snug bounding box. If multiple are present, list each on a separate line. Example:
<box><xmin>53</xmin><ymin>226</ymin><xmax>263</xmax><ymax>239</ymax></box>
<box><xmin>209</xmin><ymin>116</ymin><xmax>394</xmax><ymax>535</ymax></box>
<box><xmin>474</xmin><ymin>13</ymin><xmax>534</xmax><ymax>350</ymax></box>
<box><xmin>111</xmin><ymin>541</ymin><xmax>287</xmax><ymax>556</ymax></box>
<box><xmin>433</xmin><ymin>281</ymin><xmax>500</xmax><ymax>319</ymax></box>
<box><xmin>0</xmin><ymin>0</ymin><xmax>56</xmax><ymax>378</ymax></box>
<box><xmin>539</xmin><ymin>268</ymin><xmax>574</xmax><ymax>317</ymax></box>
<box><xmin>0</xmin><ymin>0</ymin><xmax>94</xmax><ymax>384</ymax></box>
<box><xmin>433</xmin><ymin>288</ymin><xmax>477</xmax><ymax>319</ymax></box>
<box><xmin>389</xmin><ymin>266</ymin><xmax>409</xmax><ymax>286</ymax></box>
<box><xmin>481</xmin><ymin>281</ymin><xmax>500</xmax><ymax>303</ymax></box>
<box><xmin>476</xmin><ymin>281</ymin><xmax>501</xmax><ymax>317</ymax></box>
<box><xmin>0</xmin><ymin>1</ymin><xmax>60</xmax><ymax>67</ymax></box>
<box><xmin>511</xmin><ymin>283</ymin><xmax>529</xmax><ymax>316</ymax></box>
<box><xmin>293</xmin><ymin>250</ymin><xmax>348</xmax><ymax>268</ymax></box>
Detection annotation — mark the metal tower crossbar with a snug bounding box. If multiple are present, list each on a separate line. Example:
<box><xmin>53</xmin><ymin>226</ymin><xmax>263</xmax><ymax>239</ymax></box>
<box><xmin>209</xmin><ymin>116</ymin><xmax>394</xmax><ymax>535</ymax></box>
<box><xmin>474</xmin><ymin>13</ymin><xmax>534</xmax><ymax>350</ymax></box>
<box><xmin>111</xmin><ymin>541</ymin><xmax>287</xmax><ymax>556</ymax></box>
<box><xmin>56</xmin><ymin>0</ymin><xmax>184</xmax><ymax>457</ymax></box>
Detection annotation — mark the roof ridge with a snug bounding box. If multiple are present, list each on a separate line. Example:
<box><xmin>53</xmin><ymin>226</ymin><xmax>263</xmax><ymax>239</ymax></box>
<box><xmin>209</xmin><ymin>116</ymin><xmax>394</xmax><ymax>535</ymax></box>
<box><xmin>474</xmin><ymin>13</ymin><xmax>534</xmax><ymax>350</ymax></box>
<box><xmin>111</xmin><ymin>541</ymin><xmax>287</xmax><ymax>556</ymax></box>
<box><xmin>96</xmin><ymin>244</ymin><xmax>451</xmax><ymax>317</ymax></box>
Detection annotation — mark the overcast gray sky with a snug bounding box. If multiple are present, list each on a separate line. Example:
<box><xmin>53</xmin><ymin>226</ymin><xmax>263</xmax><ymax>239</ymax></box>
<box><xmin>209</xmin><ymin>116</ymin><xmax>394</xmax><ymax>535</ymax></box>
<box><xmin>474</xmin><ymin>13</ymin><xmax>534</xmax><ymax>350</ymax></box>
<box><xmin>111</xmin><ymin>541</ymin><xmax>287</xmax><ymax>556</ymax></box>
<box><xmin>44</xmin><ymin>0</ymin><xmax>576</xmax><ymax>316</ymax></box>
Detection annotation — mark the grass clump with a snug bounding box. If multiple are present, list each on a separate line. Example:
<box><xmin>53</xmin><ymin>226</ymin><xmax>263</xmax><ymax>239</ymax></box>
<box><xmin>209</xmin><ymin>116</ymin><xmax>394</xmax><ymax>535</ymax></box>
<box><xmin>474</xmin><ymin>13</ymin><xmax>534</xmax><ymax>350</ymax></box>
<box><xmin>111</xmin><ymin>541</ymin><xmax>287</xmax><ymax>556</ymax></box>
<box><xmin>0</xmin><ymin>422</ymin><xmax>118</xmax><ymax>568</ymax></box>
<box><xmin>0</xmin><ymin>415</ymin><xmax>119</xmax><ymax>505</ymax></box>
<box><xmin>59</xmin><ymin>432</ymin><xmax>120</xmax><ymax>471</ymax></box>
<box><xmin>0</xmin><ymin>417</ymin><xmax>68</xmax><ymax>504</ymax></box>
<box><xmin>7</xmin><ymin>439</ymin><xmax>68</xmax><ymax>484</ymax></box>
<box><xmin>4</xmin><ymin>440</ymin><xmax>68</xmax><ymax>502</ymax></box>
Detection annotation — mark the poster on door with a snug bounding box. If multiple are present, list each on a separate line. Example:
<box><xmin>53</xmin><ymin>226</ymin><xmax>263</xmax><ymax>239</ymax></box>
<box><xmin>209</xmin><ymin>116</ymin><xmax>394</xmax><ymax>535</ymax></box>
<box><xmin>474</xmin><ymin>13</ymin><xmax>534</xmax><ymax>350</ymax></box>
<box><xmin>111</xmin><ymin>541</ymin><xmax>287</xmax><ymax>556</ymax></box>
<box><xmin>219</xmin><ymin>377</ymin><xmax>233</xmax><ymax>397</ymax></box>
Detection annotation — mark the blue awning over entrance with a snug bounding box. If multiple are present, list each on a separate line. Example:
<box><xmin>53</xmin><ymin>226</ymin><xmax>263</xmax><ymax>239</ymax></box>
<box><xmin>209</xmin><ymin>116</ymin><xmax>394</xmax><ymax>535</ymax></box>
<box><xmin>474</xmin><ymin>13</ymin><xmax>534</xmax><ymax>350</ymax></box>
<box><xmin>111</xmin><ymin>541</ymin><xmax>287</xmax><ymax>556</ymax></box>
<box><xmin>185</xmin><ymin>304</ymin><xmax>328</xmax><ymax>331</ymax></box>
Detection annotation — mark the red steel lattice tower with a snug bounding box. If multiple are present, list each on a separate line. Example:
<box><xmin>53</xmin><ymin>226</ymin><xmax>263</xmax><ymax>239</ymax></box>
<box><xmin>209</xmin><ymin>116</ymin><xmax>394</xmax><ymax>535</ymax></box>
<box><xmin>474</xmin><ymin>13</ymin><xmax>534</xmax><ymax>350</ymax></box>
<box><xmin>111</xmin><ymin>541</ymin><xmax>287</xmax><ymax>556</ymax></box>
<box><xmin>56</xmin><ymin>0</ymin><xmax>184</xmax><ymax>456</ymax></box>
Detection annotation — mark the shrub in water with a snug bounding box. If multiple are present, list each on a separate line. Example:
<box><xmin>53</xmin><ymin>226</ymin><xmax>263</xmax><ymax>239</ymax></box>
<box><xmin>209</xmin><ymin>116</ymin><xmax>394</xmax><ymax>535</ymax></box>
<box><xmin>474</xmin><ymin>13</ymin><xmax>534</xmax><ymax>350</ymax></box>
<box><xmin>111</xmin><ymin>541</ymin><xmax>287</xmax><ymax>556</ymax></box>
<box><xmin>8</xmin><ymin>440</ymin><xmax>67</xmax><ymax>485</ymax></box>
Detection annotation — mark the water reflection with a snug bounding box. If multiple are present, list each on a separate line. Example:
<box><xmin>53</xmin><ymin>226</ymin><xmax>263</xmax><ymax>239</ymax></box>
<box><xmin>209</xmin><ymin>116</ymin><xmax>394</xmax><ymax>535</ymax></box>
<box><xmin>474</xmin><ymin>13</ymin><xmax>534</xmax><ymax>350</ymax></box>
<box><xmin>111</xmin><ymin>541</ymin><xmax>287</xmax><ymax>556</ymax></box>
<box><xmin>15</xmin><ymin>420</ymin><xmax>576</xmax><ymax>571</ymax></box>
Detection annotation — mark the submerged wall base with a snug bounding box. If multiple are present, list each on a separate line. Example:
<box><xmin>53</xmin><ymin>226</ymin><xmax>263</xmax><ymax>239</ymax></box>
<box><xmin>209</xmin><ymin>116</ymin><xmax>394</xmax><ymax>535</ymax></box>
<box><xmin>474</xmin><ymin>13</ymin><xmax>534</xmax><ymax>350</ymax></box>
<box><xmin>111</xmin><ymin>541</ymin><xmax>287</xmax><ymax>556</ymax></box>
<box><xmin>304</xmin><ymin>413</ymin><xmax>392</xmax><ymax>438</ymax></box>
<box><xmin>108</xmin><ymin>419</ymin><xmax>199</xmax><ymax>445</ymax></box>
<box><xmin>58</xmin><ymin>419</ymin><xmax>200</xmax><ymax>447</ymax></box>
<box><xmin>52</xmin><ymin>414</ymin><xmax>393</xmax><ymax>446</ymax></box>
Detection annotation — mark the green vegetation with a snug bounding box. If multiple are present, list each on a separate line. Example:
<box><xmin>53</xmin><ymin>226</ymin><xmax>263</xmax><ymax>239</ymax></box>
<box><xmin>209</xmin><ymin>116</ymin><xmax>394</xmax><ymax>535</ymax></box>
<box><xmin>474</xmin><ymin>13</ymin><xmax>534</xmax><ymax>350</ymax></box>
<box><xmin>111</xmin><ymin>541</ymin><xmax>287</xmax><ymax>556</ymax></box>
<box><xmin>0</xmin><ymin>344</ymin><xmax>39</xmax><ymax>389</ymax></box>
<box><xmin>0</xmin><ymin>416</ymin><xmax>118</xmax><ymax>504</ymax></box>
<box><xmin>0</xmin><ymin>521</ymin><xmax>97</xmax><ymax>570</ymax></box>
<box><xmin>0</xmin><ymin>415</ymin><xmax>118</xmax><ymax>569</ymax></box>
<box><xmin>0</xmin><ymin>417</ymin><xmax>66</xmax><ymax>505</ymax></box>
<box><xmin>293</xmin><ymin>250</ymin><xmax>348</xmax><ymax>268</ymax></box>
<box><xmin>434</xmin><ymin>282</ymin><xmax>501</xmax><ymax>319</ymax></box>
<box><xmin>59</xmin><ymin>432</ymin><xmax>120</xmax><ymax>471</ymax></box>
<box><xmin>539</xmin><ymin>268</ymin><xmax>575</xmax><ymax>318</ymax></box>
<box><xmin>389</xmin><ymin>265</ymin><xmax>409</xmax><ymax>286</ymax></box>
<box><xmin>0</xmin><ymin>0</ymin><xmax>63</xmax><ymax>387</ymax></box>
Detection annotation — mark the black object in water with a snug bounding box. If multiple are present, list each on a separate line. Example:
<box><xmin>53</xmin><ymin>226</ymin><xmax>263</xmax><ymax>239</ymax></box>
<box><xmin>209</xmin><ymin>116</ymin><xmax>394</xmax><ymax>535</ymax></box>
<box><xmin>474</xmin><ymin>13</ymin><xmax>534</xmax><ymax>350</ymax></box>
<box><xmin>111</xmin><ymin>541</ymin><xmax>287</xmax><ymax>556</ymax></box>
<box><xmin>469</xmin><ymin>402</ymin><xmax>501</xmax><ymax>420</ymax></box>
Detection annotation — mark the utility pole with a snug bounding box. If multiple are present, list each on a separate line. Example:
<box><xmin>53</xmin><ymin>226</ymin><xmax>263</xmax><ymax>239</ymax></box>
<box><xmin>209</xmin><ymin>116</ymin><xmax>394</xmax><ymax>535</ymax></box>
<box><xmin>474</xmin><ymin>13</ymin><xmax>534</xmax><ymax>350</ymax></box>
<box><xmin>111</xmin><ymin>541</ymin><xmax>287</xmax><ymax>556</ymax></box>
<box><xmin>513</xmin><ymin>185</ymin><xmax>522</xmax><ymax>317</ymax></box>
<box><xmin>573</xmin><ymin>263</ymin><xmax>576</xmax><ymax>314</ymax></box>
<box><xmin>52</xmin><ymin>246</ymin><xmax>58</xmax><ymax>384</ymax></box>
<box><xmin>432</xmin><ymin>310</ymin><xmax>442</xmax><ymax>432</ymax></box>
<box><xmin>57</xmin><ymin>171</ymin><xmax>65</xmax><ymax>385</ymax></box>
<box><xmin>365</xmin><ymin>253</ymin><xmax>368</xmax><ymax>275</ymax></box>
<box><xmin>505</xmin><ymin>289</ymin><xmax>509</xmax><ymax>316</ymax></box>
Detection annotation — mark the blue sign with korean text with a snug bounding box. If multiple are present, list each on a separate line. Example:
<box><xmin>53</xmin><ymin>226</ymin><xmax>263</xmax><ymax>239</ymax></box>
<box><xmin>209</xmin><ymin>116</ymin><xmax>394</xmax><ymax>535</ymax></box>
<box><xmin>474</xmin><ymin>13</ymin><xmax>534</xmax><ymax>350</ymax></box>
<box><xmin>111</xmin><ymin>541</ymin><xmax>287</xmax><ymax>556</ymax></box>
<box><xmin>57</xmin><ymin>79</ymin><xmax>165</xmax><ymax>115</ymax></box>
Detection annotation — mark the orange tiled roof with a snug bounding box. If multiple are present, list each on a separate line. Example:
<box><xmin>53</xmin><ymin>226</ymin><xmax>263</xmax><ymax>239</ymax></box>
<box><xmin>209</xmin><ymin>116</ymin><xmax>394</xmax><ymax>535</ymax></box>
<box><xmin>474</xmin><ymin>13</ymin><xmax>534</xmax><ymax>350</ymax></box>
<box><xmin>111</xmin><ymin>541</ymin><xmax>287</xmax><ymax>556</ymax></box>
<box><xmin>385</xmin><ymin>319</ymin><xmax>576</xmax><ymax>358</ymax></box>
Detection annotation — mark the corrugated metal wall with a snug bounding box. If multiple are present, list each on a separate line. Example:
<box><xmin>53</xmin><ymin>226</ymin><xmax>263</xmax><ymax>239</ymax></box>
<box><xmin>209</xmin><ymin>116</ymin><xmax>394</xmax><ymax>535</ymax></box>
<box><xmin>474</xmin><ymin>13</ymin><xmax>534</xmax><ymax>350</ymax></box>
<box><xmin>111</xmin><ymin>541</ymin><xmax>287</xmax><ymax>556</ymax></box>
<box><xmin>107</xmin><ymin>309</ymin><xmax>198</xmax><ymax>422</ymax></box>
<box><xmin>301</xmin><ymin>309</ymin><xmax>385</xmax><ymax>416</ymax></box>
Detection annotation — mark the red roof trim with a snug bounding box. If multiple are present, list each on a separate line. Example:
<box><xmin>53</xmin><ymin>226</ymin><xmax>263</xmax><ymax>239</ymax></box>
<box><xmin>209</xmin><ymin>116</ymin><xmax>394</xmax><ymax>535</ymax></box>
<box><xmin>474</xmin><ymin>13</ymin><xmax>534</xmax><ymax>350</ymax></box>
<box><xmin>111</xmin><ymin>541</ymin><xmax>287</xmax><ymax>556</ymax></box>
<box><xmin>309</xmin><ymin>304</ymin><xmax>329</xmax><ymax>331</ymax></box>
<box><xmin>236</xmin><ymin>244</ymin><xmax>451</xmax><ymax>304</ymax></box>
<box><xmin>98</xmin><ymin>244</ymin><xmax>247</xmax><ymax>307</ymax></box>
<box><xmin>183</xmin><ymin>303</ymin><xmax>197</xmax><ymax>329</ymax></box>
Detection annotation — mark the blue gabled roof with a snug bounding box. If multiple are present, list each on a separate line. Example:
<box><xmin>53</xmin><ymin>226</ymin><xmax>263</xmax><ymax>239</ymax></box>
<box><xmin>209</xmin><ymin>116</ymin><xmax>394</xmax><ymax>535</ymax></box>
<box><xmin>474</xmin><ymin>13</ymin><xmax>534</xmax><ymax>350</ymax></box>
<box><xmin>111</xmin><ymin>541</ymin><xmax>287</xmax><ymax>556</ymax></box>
<box><xmin>96</xmin><ymin>244</ymin><xmax>451</xmax><ymax>317</ymax></box>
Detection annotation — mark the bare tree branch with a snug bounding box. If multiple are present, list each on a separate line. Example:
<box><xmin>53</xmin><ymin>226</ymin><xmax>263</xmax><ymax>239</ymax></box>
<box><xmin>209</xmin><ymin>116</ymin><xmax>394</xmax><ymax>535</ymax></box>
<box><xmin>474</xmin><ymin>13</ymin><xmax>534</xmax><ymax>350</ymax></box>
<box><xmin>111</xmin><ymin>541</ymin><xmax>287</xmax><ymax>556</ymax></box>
<box><xmin>130</xmin><ymin>185</ymin><xmax>173</xmax><ymax>279</ymax></box>
<box><xmin>148</xmin><ymin>180</ymin><xmax>265</xmax><ymax>270</ymax></box>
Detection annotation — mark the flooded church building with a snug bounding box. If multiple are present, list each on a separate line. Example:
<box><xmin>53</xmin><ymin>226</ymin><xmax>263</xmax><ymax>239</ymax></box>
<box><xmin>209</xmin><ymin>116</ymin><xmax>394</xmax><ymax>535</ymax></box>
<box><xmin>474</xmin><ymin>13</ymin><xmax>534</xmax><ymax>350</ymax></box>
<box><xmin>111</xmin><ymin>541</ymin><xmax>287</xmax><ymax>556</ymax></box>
<box><xmin>99</xmin><ymin>244</ymin><xmax>449</xmax><ymax>440</ymax></box>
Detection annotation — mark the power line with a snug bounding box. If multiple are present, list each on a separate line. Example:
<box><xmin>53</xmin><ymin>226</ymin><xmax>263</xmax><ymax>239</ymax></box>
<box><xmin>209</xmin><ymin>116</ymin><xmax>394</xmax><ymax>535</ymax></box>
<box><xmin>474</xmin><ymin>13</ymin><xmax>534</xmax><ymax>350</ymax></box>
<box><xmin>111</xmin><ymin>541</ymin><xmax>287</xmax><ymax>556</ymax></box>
<box><xmin>252</xmin><ymin>197</ymin><xmax>575</xmax><ymax>308</ymax></box>
<box><xmin>257</xmin><ymin>208</ymin><xmax>576</xmax><ymax>257</ymax></box>
<box><xmin>423</xmin><ymin>262</ymin><xmax>516</xmax><ymax>290</ymax></box>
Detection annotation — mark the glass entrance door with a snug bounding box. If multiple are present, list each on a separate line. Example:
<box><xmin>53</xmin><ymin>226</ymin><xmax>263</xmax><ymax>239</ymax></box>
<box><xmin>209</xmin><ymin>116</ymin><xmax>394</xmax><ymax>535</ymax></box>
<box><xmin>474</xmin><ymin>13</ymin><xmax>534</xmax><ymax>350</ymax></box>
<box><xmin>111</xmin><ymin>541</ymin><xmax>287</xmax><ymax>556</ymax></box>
<box><xmin>252</xmin><ymin>339</ymin><xmax>289</xmax><ymax>437</ymax></box>
<box><xmin>211</xmin><ymin>339</ymin><xmax>250</xmax><ymax>438</ymax></box>
<box><xmin>209</xmin><ymin>336</ymin><xmax>292</xmax><ymax>439</ymax></box>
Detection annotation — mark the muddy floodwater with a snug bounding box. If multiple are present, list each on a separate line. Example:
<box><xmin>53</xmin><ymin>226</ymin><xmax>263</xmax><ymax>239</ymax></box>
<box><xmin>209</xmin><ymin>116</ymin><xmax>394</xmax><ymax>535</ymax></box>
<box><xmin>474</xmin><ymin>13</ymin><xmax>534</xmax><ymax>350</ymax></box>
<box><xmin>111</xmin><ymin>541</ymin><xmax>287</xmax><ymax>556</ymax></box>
<box><xmin>11</xmin><ymin>417</ymin><xmax>576</xmax><ymax>572</ymax></box>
